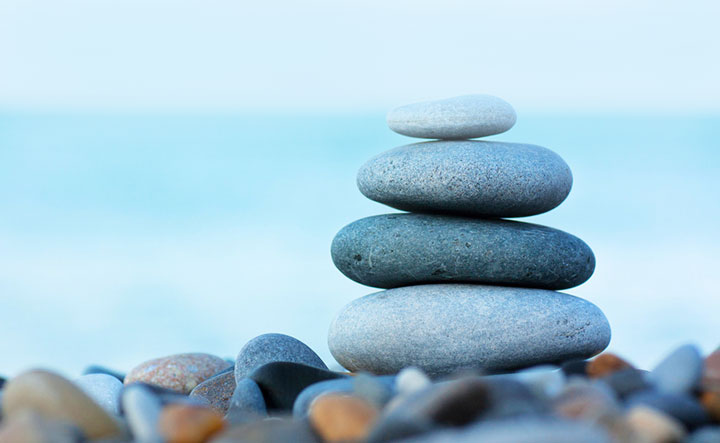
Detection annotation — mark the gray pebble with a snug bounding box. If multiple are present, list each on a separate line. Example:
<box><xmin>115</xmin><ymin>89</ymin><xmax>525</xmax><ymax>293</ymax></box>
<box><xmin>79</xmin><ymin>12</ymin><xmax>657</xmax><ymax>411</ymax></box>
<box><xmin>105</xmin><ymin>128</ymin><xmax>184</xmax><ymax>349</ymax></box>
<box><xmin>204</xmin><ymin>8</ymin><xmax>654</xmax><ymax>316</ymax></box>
<box><xmin>357</xmin><ymin>140</ymin><xmax>572</xmax><ymax>217</ymax></box>
<box><xmin>650</xmin><ymin>343</ymin><xmax>704</xmax><ymax>394</ymax></box>
<box><xmin>235</xmin><ymin>333</ymin><xmax>327</xmax><ymax>383</ymax></box>
<box><xmin>292</xmin><ymin>376</ymin><xmax>396</xmax><ymax>418</ymax></box>
<box><xmin>121</xmin><ymin>384</ymin><xmax>163</xmax><ymax>443</ymax></box>
<box><xmin>328</xmin><ymin>284</ymin><xmax>611</xmax><ymax>377</ymax></box>
<box><xmin>387</xmin><ymin>94</ymin><xmax>516</xmax><ymax>140</ymax></box>
<box><xmin>225</xmin><ymin>378</ymin><xmax>267</xmax><ymax>425</ymax></box>
<box><xmin>332</xmin><ymin>214</ymin><xmax>595</xmax><ymax>290</ymax></box>
<box><xmin>74</xmin><ymin>373</ymin><xmax>123</xmax><ymax>416</ymax></box>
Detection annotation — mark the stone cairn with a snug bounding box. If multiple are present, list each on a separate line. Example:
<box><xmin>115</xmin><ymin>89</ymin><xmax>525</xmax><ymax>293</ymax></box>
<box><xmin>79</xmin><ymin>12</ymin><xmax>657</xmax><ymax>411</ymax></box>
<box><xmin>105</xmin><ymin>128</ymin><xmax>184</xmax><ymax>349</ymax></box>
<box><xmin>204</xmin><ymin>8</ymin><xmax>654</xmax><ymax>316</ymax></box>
<box><xmin>329</xmin><ymin>94</ymin><xmax>611</xmax><ymax>377</ymax></box>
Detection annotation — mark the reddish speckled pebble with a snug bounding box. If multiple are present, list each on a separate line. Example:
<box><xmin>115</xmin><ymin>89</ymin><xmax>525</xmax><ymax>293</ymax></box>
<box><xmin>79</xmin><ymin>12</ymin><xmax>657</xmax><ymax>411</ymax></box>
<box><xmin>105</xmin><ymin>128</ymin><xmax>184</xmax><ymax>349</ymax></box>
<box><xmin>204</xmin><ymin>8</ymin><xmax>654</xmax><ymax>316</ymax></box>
<box><xmin>125</xmin><ymin>353</ymin><xmax>231</xmax><ymax>394</ymax></box>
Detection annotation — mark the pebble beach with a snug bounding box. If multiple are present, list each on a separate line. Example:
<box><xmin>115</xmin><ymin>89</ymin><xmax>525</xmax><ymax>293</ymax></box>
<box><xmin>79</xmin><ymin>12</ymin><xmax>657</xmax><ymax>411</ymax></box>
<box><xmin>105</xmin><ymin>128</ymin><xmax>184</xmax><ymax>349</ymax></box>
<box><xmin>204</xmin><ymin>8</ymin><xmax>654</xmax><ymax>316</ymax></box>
<box><xmin>1</xmin><ymin>95</ymin><xmax>718</xmax><ymax>442</ymax></box>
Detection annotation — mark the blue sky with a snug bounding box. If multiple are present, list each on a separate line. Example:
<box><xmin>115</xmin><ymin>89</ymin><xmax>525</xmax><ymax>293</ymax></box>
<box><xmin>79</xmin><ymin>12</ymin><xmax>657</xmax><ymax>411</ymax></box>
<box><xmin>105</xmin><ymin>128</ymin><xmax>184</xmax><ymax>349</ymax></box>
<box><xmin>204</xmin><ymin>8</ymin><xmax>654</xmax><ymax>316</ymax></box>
<box><xmin>1</xmin><ymin>0</ymin><xmax>719</xmax><ymax>112</ymax></box>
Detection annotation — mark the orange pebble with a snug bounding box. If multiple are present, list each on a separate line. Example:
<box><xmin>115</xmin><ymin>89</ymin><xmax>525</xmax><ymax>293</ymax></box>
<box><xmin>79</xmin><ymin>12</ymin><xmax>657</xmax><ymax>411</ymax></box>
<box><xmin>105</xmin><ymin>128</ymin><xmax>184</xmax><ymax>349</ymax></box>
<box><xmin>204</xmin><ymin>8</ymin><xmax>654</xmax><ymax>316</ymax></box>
<box><xmin>158</xmin><ymin>404</ymin><xmax>225</xmax><ymax>443</ymax></box>
<box><xmin>587</xmin><ymin>353</ymin><xmax>633</xmax><ymax>378</ymax></box>
<box><xmin>309</xmin><ymin>394</ymin><xmax>379</xmax><ymax>442</ymax></box>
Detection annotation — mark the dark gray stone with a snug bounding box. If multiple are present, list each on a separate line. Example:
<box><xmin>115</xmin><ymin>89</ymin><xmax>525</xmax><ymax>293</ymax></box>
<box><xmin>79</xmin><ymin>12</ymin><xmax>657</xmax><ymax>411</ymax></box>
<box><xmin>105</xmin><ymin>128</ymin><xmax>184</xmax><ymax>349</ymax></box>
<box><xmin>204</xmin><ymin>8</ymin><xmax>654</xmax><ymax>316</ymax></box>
<box><xmin>357</xmin><ymin>141</ymin><xmax>573</xmax><ymax>217</ymax></box>
<box><xmin>328</xmin><ymin>284</ymin><xmax>611</xmax><ymax>377</ymax></box>
<box><xmin>331</xmin><ymin>214</ymin><xmax>595</xmax><ymax>290</ymax></box>
<box><xmin>386</xmin><ymin>94</ymin><xmax>516</xmax><ymax>140</ymax></box>
<box><xmin>235</xmin><ymin>333</ymin><xmax>328</xmax><ymax>382</ymax></box>
<box><xmin>482</xmin><ymin>378</ymin><xmax>545</xmax><ymax>419</ymax></box>
<box><xmin>225</xmin><ymin>378</ymin><xmax>267</xmax><ymax>424</ymax></box>
<box><xmin>650</xmin><ymin>343</ymin><xmax>704</xmax><ymax>394</ymax></box>
<box><xmin>601</xmin><ymin>368</ymin><xmax>651</xmax><ymax>399</ymax></box>
<box><xmin>627</xmin><ymin>390</ymin><xmax>710</xmax><ymax>430</ymax></box>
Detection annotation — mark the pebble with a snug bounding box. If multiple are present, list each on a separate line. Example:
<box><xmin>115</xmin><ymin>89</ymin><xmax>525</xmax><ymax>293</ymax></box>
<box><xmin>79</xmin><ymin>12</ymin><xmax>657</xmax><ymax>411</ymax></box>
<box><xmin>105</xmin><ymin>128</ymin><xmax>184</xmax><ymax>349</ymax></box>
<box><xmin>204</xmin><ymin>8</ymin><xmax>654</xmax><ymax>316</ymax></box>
<box><xmin>650</xmin><ymin>343</ymin><xmax>704</xmax><ymax>394</ymax></box>
<box><xmin>700</xmin><ymin>390</ymin><xmax>720</xmax><ymax>422</ymax></box>
<box><xmin>688</xmin><ymin>427</ymin><xmax>720</xmax><ymax>443</ymax></box>
<box><xmin>328</xmin><ymin>284</ymin><xmax>610</xmax><ymax>376</ymax></box>
<box><xmin>703</xmin><ymin>348</ymin><xmax>720</xmax><ymax>392</ymax></box>
<box><xmin>74</xmin><ymin>373</ymin><xmax>123</xmax><ymax>416</ymax></box>
<box><xmin>396</xmin><ymin>417</ymin><xmax>611</xmax><ymax>443</ymax></box>
<box><xmin>225</xmin><ymin>378</ymin><xmax>268</xmax><ymax>424</ymax></box>
<box><xmin>189</xmin><ymin>369</ymin><xmax>236</xmax><ymax>414</ymax></box>
<box><xmin>386</xmin><ymin>94</ymin><xmax>516</xmax><ymax>140</ymax></box>
<box><xmin>249</xmin><ymin>361</ymin><xmax>347</xmax><ymax>411</ymax></box>
<box><xmin>627</xmin><ymin>390</ymin><xmax>710</xmax><ymax>429</ymax></box>
<box><xmin>125</xmin><ymin>353</ymin><xmax>231</xmax><ymax>394</ymax></box>
<box><xmin>158</xmin><ymin>404</ymin><xmax>225</xmax><ymax>443</ymax></box>
<box><xmin>210</xmin><ymin>418</ymin><xmax>318</xmax><ymax>443</ymax></box>
<box><xmin>331</xmin><ymin>214</ymin><xmax>595</xmax><ymax>290</ymax></box>
<box><xmin>483</xmin><ymin>378</ymin><xmax>545</xmax><ymax>419</ymax></box>
<box><xmin>234</xmin><ymin>333</ymin><xmax>327</xmax><ymax>382</ymax></box>
<box><xmin>395</xmin><ymin>367</ymin><xmax>432</xmax><ymax>397</ymax></box>
<box><xmin>292</xmin><ymin>376</ymin><xmax>396</xmax><ymax>419</ymax></box>
<box><xmin>309</xmin><ymin>394</ymin><xmax>379</xmax><ymax>443</ymax></box>
<box><xmin>121</xmin><ymin>383</ymin><xmax>164</xmax><ymax>443</ymax></box>
<box><xmin>560</xmin><ymin>360</ymin><xmax>589</xmax><ymax>377</ymax></box>
<box><xmin>586</xmin><ymin>353</ymin><xmax>634</xmax><ymax>378</ymax></box>
<box><xmin>2</xmin><ymin>369</ymin><xmax>123</xmax><ymax>440</ymax></box>
<box><xmin>357</xmin><ymin>140</ymin><xmax>573</xmax><ymax>217</ymax></box>
<box><xmin>0</xmin><ymin>410</ymin><xmax>84</xmax><ymax>443</ymax></box>
<box><xmin>553</xmin><ymin>379</ymin><xmax>619</xmax><ymax>421</ymax></box>
<box><xmin>601</xmin><ymin>368</ymin><xmax>652</xmax><ymax>399</ymax></box>
<box><xmin>625</xmin><ymin>405</ymin><xmax>686</xmax><ymax>443</ymax></box>
<box><xmin>511</xmin><ymin>365</ymin><xmax>566</xmax><ymax>400</ymax></box>
<box><xmin>82</xmin><ymin>365</ymin><xmax>126</xmax><ymax>381</ymax></box>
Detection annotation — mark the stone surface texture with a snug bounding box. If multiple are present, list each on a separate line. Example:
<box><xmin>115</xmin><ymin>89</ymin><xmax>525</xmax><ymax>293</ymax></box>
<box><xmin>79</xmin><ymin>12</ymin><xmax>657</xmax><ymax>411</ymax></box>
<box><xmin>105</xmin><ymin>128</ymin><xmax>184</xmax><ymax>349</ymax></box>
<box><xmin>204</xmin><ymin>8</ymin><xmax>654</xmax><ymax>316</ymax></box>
<box><xmin>332</xmin><ymin>214</ymin><xmax>595</xmax><ymax>290</ymax></box>
<box><xmin>357</xmin><ymin>140</ymin><xmax>573</xmax><ymax>217</ymax></box>
<box><xmin>235</xmin><ymin>333</ymin><xmax>327</xmax><ymax>382</ymax></box>
<box><xmin>74</xmin><ymin>373</ymin><xmax>123</xmax><ymax>416</ymax></box>
<box><xmin>328</xmin><ymin>284</ymin><xmax>610</xmax><ymax>376</ymax></box>
<box><xmin>189</xmin><ymin>369</ymin><xmax>236</xmax><ymax>414</ymax></box>
<box><xmin>386</xmin><ymin>94</ymin><xmax>516</xmax><ymax>140</ymax></box>
<box><xmin>125</xmin><ymin>353</ymin><xmax>231</xmax><ymax>394</ymax></box>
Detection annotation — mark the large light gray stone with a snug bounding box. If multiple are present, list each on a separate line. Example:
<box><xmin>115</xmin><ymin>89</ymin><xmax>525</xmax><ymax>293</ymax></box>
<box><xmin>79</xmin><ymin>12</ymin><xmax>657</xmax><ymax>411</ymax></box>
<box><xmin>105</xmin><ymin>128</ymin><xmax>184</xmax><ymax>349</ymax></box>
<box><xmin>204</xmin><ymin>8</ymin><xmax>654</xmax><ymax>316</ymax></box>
<box><xmin>357</xmin><ymin>141</ymin><xmax>572</xmax><ymax>217</ymax></box>
<box><xmin>386</xmin><ymin>94</ymin><xmax>516</xmax><ymax>140</ymax></box>
<box><xmin>331</xmin><ymin>213</ymin><xmax>595</xmax><ymax>290</ymax></box>
<box><xmin>328</xmin><ymin>284</ymin><xmax>610</xmax><ymax>377</ymax></box>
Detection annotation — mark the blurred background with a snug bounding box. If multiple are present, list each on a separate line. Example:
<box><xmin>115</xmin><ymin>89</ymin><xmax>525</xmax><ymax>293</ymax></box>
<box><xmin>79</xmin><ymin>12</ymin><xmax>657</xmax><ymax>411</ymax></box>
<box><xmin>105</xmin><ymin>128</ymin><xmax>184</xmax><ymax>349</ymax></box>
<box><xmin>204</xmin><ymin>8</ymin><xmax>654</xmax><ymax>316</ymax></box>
<box><xmin>0</xmin><ymin>0</ymin><xmax>718</xmax><ymax>376</ymax></box>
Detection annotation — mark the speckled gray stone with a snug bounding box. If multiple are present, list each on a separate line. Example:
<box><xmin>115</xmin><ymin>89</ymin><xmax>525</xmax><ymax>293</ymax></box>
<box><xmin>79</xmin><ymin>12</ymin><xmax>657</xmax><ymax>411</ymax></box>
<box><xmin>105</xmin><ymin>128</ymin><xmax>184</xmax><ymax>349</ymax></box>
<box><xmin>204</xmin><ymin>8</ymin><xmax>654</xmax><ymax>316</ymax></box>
<box><xmin>331</xmin><ymin>214</ymin><xmax>594</xmax><ymax>290</ymax></box>
<box><xmin>328</xmin><ymin>284</ymin><xmax>610</xmax><ymax>377</ymax></box>
<box><xmin>357</xmin><ymin>141</ymin><xmax>573</xmax><ymax>217</ymax></box>
<box><xmin>74</xmin><ymin>373</ymin><xmax>123</xmax><ymax>416</ymax></box>
<box><xmin>234</xmin><ymin>333</ymin><xmax>328</xmax><ymax>383</ymax></box>
<box><xmin>387</xmin><ymin>94</ymin><xmax>516</xmax><ymax>140</ymax></box>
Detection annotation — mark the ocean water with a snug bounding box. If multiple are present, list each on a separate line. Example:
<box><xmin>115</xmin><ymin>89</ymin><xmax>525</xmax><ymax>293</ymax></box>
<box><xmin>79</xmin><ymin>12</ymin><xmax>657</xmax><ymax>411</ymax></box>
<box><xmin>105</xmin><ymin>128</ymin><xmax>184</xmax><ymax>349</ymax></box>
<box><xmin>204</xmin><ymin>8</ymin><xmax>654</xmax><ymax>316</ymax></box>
<box><xmin>0</xmin><ymin>112</ymin><xmax>718</xmax><ymax>376</ymax></box>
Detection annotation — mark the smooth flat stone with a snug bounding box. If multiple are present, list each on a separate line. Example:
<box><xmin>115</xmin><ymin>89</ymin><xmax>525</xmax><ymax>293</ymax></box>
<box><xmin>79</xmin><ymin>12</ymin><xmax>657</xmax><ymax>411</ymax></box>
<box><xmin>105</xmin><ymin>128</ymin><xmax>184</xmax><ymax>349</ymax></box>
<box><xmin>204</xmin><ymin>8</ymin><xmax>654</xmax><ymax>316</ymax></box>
<box><xmin>328</xmin><ymin>284</ymin><xmax>611</xmax><ymax>377</ymax></box>
<box><xmin>357</xmin><ymin>141</ymin><xmax>572</xmax><ymax>217</ymax></box>
<box><xmin>650</xmin><ymin>343</ymin><xmax>704</xmax><ymax>394</ymax></box>
<box><xmin>158</xmin><ymin>404</ymin><xmax>225</xmax><ymax>443</ymax></box>
<box><xmin>190</xmin><ymin>369</ymin><xmax>236</xmax><ymax>414</ymax></box>
<box><xmin>235</xmin><ymin>333</ymin><xmax>327</xmax><ymax>382</ymax></box>
<box><xmin>74</xmin><ymin>373</ymin><xmax>123</xmax><ymax>416</ymax></box>
<box><xmin>386</xmin><ymin>94</ymin><xmax>516</xmax><ymax>140</ymax></box>
<box><xmin>332</xmin><ymin>214</ymin><xmax>594</xmax><ymax>290</ymax></box>
<box><xmin>2</xmin><ymin>369</ymin><xmax>123</xmax><ymax>440</ymax></box>
<box><xmin>225</xmin><ymin>378</ymin><xmax>267</xmax><ymax>424</ymax></box>
<box><xmin>309</xmin><ymin>394</ymin><xmax>379</xmax><ymax>443</ymax></box>
<box><xmin>249</xmin><ymin>362</ymin><xmax>347</xmax><ymax>411</ymax></box>
<box><xmin>125</xmin><ymin>353</ymin><xmax>231</xmax><ymax>394</ymax></box>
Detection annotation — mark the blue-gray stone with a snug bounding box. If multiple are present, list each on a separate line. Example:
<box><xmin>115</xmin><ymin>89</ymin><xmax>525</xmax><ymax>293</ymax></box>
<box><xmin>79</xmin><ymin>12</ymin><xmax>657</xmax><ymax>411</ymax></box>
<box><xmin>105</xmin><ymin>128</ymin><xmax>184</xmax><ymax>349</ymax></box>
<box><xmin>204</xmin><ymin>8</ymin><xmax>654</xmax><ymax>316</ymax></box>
<box><xmin>649</xmin><ymin>343</ymin><xmax>704</xmax><ymax>394</ymax></box>
<box><xmin>235</xmin><ymin>333</ymin><xmax>327</xmax><ymax>383</ymax></box>
<box><xmin>331</xmin><ymin>214</ymin><xmax>594</xmax><ymax>290</ymax></box>
<box><xmin>225</xmin><ymin>378</ymin><xmax>267</xmax><ymax>425</ymax></box>
<box><xmin>688</xmin><ymin>427</ymin><xmax>720</xmax><ymax>443</ymax></box>
<box><xmin>397</xmin><ymin>418</ymin><xmax>611</xmax><ymax>443</ymax></box>
<box><xmin>74</xmin><ymin>373</ymin><xmax>123</xmax><ymax>416</ymax></box>
<box><xmin>386</xmin><ymin>94</ymin><xmax>516</xmax><ymax>140</ymax></box>
<box><xmin>292</xmin><ymin>375</ymin><xmax>396</xmax><ymax>418</ymax></box>
<box><xmin>357</xmin><ymin>141</ymin><xmax>572</xmax><ymax>217</ymax></box>
<box><xmin>328</xmin><ymin>284</ymin><xmax>611</xmax><ymax>377</ymax></box>
<box><xmin>627</xmin><ymin>390</ymin><xmax>710</xmax><ymax>430</ymax></box>
<box><xmin>121</xmin><ymin>384</ymin><xmax>163</xmax><ymax>443</ymax></box>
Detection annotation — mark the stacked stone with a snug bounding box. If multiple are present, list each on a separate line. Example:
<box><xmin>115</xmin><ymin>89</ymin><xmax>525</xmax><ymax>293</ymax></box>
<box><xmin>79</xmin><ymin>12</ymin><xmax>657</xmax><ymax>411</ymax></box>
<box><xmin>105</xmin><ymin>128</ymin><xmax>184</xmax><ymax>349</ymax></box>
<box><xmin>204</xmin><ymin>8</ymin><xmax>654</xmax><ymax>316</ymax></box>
<box><xmin>328</xmin><ymin>94</ymin><xmax>611</xmax><ymax>377</ymax></box>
